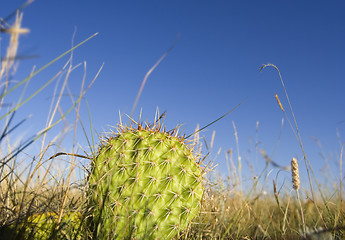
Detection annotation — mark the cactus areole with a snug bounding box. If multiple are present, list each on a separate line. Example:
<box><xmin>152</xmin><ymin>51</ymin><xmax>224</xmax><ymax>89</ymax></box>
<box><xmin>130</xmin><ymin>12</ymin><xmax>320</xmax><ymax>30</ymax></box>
<box><xmin>89</xmin><ymin>122</ymin><xmax>204</xmax><ymax>239</ymax></box>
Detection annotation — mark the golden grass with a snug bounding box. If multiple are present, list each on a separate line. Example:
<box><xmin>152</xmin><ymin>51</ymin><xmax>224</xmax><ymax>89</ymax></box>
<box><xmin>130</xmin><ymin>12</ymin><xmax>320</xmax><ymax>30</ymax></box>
<box><xmin>0</xmin><ymin>8</ymin><xmax>97</xmax><ymax>239</ymax></box>
<box><xmin>0</xmin><ymin>7</ymin><xmax>344</xmax><ymax>240</ymax></box>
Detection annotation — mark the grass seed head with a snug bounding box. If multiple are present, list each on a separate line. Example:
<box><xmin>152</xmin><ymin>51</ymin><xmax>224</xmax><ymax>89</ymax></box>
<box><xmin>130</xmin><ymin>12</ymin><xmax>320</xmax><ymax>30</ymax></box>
<box><xmin>291</xmin><ymin>157</ymin><xmax>300</xmax><ymax>190</ymax></box>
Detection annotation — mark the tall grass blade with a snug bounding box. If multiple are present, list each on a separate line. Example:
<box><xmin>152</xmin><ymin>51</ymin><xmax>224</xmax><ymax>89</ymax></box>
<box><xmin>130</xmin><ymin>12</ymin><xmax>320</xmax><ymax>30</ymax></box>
<box><xmin>0</xmin><ymin>32</ymin><xmax>98</xmax><ymax>101</ymax></box>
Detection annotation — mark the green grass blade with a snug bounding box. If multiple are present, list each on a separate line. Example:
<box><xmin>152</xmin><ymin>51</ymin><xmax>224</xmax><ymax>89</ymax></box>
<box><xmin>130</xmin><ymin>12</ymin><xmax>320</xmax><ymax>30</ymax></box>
<box><xmin>0</xmin><ymin>33</ymin><xmax>98</xmax><ymax>101</ymax></box>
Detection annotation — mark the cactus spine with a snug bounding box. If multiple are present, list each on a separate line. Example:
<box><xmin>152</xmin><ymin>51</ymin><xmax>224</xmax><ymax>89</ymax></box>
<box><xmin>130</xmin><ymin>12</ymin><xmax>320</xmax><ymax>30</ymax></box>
<box><xmin>88</xmin><ymin>120</ymin><xmax>204</xmax><ymax>239</ymax></box>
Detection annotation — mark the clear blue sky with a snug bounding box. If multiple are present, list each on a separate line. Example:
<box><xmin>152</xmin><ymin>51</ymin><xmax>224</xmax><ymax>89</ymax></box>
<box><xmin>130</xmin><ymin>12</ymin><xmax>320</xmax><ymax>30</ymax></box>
<box><xmin>1</xmin><ymin>1</ymin><xmax>345</xmax><ymax>189</ymax></box>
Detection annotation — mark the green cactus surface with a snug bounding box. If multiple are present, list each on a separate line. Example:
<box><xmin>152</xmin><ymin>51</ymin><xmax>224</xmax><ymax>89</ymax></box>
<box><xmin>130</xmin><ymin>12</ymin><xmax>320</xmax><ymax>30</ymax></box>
<box><xmin>1</xmin><ymin>212</ymin><xmax>82</xmax><ymax>240</ymax></box>
<box><xmin>88</xmin><ymin>123</ymin><xmax>204</xmax><ymax>239</ymax></box>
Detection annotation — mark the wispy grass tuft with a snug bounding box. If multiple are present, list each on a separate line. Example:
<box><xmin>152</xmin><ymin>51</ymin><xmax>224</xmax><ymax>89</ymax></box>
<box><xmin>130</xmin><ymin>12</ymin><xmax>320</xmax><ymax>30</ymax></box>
<box><xmin>0</xmin><ymin>8</ymin><xmax>98</xmax><ymax>240</ymax></box>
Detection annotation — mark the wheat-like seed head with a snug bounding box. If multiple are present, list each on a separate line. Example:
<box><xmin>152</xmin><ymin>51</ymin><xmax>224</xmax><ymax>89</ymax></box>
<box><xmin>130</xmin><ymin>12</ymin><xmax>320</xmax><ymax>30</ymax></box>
<box><xmin>291</xmin><ymin>157</ymin><xmax>300</xmax><ymax>190</ymax></box>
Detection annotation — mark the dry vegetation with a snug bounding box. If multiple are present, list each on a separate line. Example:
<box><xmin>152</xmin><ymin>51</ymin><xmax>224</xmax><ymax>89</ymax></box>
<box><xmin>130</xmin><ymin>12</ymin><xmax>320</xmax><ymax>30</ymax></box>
<box><xmin>0</xmin><ymin>6</ymin><xmax>344</xmax><ymax>240</ymax></box>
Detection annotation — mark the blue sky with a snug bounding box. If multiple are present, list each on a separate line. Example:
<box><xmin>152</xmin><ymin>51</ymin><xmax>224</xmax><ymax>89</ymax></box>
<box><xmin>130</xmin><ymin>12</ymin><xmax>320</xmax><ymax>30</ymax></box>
<box><xmin>1</xmin><ymin>1</ymin><xmax>345</xmax><ymax>189</ymax></box>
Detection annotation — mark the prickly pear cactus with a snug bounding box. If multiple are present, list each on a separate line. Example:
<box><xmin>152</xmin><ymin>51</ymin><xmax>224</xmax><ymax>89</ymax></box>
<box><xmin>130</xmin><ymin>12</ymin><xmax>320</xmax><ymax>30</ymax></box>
<box><xmin>88</xmin><ymin>122</ymin><xmax>204</xmax><ymax>239</ymax></box>
<box><xmin>26</xmin><ymin>212</ymin><xmax>82</xmax><ymax>240</ymax></box>
<box><xmin>2</xmin><ymin>212</ymin><xmax>82</xmax><ymax>240</ymax></box>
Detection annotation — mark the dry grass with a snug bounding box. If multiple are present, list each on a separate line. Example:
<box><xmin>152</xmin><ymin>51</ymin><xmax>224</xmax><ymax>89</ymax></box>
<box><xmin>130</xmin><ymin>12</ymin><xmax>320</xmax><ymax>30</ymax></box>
<box><xmin>0</xmin><ymin>7</ymin><xmax>344</xmax><ymax>240</ymax></box>
<box><xmin>0</xmin><ymin>7</ymin><xmax>97</xmax><ymax>240</ymax></box>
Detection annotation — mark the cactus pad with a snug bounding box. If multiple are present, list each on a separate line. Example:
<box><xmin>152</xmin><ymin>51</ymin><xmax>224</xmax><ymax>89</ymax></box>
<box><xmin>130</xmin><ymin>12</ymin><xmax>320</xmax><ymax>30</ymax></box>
<box><xmin>2</xmin><ymin>212</ymin><xmax>82</xmax><ymax>240</ymax></box>
<box><xmin>89</xmin><ymin>122</ymin><xmax>204</xmax><ymax>239</ymax></box>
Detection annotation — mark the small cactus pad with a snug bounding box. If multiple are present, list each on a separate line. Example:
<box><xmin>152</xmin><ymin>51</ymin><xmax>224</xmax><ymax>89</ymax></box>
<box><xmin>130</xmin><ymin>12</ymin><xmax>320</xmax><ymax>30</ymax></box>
<box><xmin>89</xmin><ymin>123</ymin><xmax>204</xmax><ymax>239</ymax></box>
<box><xmin>2</xmin><ymin>212</ymin><xmax>82</xmax><ymax>240</ymax></box>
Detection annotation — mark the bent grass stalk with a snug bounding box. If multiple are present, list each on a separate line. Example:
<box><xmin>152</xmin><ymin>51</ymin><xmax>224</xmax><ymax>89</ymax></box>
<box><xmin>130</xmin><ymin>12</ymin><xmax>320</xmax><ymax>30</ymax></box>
<box><xmin>260</xmin><ymin>63</ymin><xmax>328</xmax><ymax>224</ymax></box>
